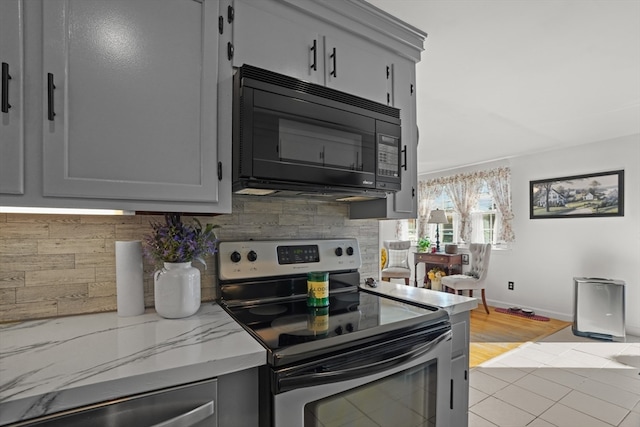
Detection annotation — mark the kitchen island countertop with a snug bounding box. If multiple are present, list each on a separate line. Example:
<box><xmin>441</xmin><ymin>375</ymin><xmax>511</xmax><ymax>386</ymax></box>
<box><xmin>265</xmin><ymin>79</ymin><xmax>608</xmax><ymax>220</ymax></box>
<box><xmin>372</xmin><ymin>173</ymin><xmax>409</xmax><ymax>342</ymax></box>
<box><xmin>0</xmin><ymin>303</ymin><xmax>266</xmax><ymax>426</ymax></box>
<box><xmin>360</xmin><ymin>281</ymin><xmax>478</xmax><ymax>314</ymax></box>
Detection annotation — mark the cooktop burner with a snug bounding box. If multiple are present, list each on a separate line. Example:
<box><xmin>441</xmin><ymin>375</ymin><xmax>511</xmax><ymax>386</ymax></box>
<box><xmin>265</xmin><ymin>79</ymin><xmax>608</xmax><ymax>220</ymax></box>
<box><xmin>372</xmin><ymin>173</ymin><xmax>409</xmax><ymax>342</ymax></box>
<box><xmin>248</xmin><ymin>305</ymin><xmax>288</xmax><ymax>316</ymax></box>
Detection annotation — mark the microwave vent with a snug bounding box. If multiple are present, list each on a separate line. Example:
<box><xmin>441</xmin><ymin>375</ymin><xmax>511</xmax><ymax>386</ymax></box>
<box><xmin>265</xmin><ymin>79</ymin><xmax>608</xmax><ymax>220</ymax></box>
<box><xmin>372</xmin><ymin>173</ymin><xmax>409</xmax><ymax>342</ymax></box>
<box><xmin>239</xmin><ymin>65</ymin><xmax>399</xmax><ymax>120</ymax></box>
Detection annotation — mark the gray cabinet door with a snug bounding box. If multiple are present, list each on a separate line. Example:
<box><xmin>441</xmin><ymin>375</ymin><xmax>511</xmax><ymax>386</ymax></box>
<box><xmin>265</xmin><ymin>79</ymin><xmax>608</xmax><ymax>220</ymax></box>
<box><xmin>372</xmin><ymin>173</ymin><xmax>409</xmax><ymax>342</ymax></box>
<box><xmin>451</xmin><ymin>354</ymin><xmax>469</xmax><ymax>427</ymax></box>
<box><xmin>323</xmin><ymin>35</ymin><xmax>388</xmax><ymax>105</ymax></box>
<box><xmin>349</xmin><ymin>56</ymin><xmax>418</xmax><ymax>220</ymax></box>
<box><xmin>232</xmin><ymin>0</ymin><xmax>388</xmax><ymax>105</ymax></box>
<box><xmin>390</xmin><ymin>57</ymin><xmax>417</xmax><ymax>216</ymax></box>
<box><xmin>0</xmin><ymin>0</ymin><xmax>25</xmax><ymax>195</ymax></box>
<box><xmin>232</xmin><ymin>0</ymin><xmax>324</xmax><ymax>85</ymax></box>
<box><xmin>42</xmin><ymin>0</ymin><xmax>220</xmax><ymax>203</ymax></box>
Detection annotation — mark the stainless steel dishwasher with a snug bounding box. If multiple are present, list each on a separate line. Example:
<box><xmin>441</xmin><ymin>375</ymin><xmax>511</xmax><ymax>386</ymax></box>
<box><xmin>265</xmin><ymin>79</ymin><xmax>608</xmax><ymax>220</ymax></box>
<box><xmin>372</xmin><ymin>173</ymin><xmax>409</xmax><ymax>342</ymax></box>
<box><xmin>9</xmin><ymin>378</ymin><xmax>217</xmax><ymax>427</ymax></box>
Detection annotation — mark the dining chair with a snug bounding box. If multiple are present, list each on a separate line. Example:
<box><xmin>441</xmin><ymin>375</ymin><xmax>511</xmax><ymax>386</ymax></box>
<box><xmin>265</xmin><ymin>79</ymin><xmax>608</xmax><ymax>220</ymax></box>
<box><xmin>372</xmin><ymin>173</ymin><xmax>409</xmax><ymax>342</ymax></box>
<box><xmin>381</xmin><ymin>240</ymin><xmax>412</xmax><ymax>285</ymax></box>
<box><xmin>441</xmin><ymin>243</ymin><xmax>492</xmax><ymax>313</ymax></box>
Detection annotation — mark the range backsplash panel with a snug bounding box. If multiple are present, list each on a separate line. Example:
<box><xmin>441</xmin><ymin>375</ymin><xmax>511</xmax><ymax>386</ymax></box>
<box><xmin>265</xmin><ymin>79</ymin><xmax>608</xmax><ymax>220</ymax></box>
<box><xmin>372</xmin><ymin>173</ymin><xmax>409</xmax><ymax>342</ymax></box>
<box><xmin>0</xmin><ymin>196</ymin><xmax>378</xmax><ymax>322</ymax></box>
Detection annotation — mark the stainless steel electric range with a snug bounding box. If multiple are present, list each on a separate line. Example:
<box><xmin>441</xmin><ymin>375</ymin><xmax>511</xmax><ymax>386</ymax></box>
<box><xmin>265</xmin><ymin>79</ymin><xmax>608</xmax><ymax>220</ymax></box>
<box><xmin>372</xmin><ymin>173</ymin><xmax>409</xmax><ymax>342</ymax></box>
<box><xmin>217</xmin><ymin>239</ymin><xmax>453</xmax><ymax>427</ymax></box>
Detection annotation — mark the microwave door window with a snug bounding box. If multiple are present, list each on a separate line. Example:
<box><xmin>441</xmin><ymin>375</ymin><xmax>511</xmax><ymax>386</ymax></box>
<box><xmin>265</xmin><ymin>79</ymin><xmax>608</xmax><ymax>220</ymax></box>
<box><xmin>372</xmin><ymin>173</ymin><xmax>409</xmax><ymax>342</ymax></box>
<box><xmin>279</xmin><ymin>119</ymin><xmax>366</xmax><ymax>171</ymax></box>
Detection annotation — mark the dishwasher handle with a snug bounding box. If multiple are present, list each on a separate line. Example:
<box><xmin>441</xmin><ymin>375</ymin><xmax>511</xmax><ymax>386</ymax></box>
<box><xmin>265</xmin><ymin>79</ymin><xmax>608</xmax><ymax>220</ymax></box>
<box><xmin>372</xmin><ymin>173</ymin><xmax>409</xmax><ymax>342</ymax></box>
<box><xmin>151</xmin><ymin>401</ymin><xmax>214</xmax><ymax>427</ymax></box>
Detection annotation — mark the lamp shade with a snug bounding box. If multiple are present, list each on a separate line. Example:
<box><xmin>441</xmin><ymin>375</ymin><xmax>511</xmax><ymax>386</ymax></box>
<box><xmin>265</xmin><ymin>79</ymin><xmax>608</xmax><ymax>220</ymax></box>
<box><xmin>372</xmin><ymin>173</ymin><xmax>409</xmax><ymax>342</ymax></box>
<box><xmin>427</xmin><ymin>209</ymin><xmax>448</xmax><ymax>224</ymax></box>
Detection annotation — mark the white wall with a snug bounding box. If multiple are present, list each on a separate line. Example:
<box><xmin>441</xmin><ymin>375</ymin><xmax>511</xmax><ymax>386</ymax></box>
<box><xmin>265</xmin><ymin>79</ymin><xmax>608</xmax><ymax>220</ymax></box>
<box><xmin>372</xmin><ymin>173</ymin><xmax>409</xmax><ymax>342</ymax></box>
<box><xmin>413</xmin><ymin>134</ymin><xmax>640</xmax><ymax>335</ymax></box>
<box><xmin>495</xmin><ymin>134</ymin><xmax>639</xmax><ymax>335</ymax></box>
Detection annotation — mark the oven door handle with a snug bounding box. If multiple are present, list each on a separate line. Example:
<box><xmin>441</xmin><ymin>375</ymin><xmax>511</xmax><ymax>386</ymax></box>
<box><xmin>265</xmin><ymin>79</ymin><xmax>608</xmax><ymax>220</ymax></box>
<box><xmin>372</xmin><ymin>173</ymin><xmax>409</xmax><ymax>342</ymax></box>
<box><xmin>278</xmin><ymin>329</ymin><xmax>451</xmax><ymax>393</ymax></box>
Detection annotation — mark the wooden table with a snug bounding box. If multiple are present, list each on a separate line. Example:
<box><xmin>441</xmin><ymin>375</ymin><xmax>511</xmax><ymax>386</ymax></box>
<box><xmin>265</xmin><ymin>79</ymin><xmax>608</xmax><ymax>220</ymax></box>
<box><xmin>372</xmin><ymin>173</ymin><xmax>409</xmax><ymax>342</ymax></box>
<box><xmin>414</xmin><ymin>252</ymin><xmax>463</xmax><ymax>288</ymax></box>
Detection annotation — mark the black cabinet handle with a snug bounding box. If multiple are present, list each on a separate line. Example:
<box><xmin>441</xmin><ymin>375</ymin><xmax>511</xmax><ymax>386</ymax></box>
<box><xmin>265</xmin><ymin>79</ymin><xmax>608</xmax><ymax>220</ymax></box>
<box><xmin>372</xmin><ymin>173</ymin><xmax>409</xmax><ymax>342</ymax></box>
<box><xmin>401</xmin><ymin>145</ymin><xmax>407</xmax><ymax>171</ymax></box>
<box><xmin>47</xmin><ymin>73</ymin><xmax>56</xmax><ymax>121</ymax></box>
<box><xmin>1</xmin><ymin>62</ymin><xmax>11</xmax><ymax>113</ymax></box>
<box><xmin>227</xmin><ymin>5</ymin><xmax>234</xmax><ymax>23</ymax></box>
<box><xmin>329</xmin><ymin>47</ymin><xmax>337</xmax><ymax>77</ymax></box>
<box><xmin>310</xmin><ymin>39</ymin><xmax>317</xmax><ymax>71</ymax></box>
<box><xmin>218</xmin><ymin>15</ymin><xmax>223</xmax><ymax>34</ymax></box>
<box><xmin>450</xmin><ymin>379</ymin><xmax>454</xmax><ymax>410</ymax></box>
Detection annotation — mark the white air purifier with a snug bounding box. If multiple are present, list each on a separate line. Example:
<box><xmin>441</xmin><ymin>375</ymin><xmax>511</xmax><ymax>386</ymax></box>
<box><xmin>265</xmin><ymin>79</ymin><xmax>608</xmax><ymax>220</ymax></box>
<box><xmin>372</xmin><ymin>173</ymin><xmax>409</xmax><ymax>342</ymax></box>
<box><xmin>573</xmin><ymin>277</ymin><xmax>625</xmax><ymax>341</ymax></box>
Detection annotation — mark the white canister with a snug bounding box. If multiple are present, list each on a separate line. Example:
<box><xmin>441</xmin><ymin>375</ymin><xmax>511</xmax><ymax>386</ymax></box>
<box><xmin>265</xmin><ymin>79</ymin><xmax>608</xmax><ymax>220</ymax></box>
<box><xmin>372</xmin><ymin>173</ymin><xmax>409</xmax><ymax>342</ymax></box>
<box><xmin>115</xmin><ymin>241</ymin><xmax>146</xmax><ymax>317</ymax></box>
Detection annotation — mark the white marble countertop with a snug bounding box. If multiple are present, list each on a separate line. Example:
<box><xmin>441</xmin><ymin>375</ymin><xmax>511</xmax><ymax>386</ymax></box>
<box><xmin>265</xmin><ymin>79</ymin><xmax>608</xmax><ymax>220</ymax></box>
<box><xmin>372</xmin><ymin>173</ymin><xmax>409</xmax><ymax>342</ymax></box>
<box><xmin>360</xmin><ymin>282</ymin><xmax>478</xmax><ymax>315</ymax></box>
<box><xmin>0</xmin><ymin>303</ymin><xmax>266</xmax><ymax>426</ymax></box>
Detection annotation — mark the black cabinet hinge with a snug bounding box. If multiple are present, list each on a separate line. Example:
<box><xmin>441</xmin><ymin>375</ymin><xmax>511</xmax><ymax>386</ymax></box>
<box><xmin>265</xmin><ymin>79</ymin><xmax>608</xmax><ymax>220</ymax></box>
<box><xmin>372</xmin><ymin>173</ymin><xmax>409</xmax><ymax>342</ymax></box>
<box><xmin>217</xmin><ymin>162</ymin><xmax>222</xmax><ymax>181</ymax></box>
<box><xmin>410</xmin><ymin>83</ymin><xmax>414</xmax><ymax>95</ymax></box>
<box><xmin>227</xmin><ymin>42</ymin><xmax>234</xmax><ymax>60</ymax></box>
<box><xmin>218</xmin><ymin>15</ymin><xmax>224</xmax><ymax>34</ymax></box>
<box><xmin>386</xmin><ymin>66</ymin><xmax>390</xmax><ymax>79</ymax></box>
<box><xmin>412</xmin><ymin>187</ymin><xmax>415</xmax><ymax>198</ymax></box>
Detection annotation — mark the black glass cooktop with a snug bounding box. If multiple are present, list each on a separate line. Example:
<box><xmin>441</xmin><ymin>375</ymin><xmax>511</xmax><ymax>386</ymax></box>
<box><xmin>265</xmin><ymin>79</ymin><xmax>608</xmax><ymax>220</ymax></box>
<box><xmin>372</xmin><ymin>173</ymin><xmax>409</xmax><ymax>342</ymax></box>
<box><xmin>223</xmin><ymin>290</ymin><xmax>447</xmax><ymax>354</ymax></box>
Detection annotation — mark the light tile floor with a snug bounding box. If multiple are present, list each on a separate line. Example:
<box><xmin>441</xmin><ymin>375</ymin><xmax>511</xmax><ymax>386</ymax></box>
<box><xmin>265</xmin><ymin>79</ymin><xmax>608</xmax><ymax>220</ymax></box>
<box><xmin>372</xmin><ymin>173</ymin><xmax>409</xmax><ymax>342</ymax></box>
<box><xmin>469</xmin><ymin>328</ymin><xmax>640</xmax><ymax>427</ymax></box>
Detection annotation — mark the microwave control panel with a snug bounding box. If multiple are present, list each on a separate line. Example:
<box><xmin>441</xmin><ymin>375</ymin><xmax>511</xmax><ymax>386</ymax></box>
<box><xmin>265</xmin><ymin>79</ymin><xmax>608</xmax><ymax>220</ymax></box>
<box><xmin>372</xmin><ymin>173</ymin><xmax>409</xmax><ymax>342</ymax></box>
<box><xmin>377</xmin><ymin>134</ymin><xmax>399</xmax><ymax>178</ymax></box>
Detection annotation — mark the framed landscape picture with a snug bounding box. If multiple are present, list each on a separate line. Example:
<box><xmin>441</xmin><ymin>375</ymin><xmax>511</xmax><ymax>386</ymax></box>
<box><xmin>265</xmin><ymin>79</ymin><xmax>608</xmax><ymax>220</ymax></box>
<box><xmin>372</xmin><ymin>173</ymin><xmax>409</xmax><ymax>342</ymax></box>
<box><xmin>530</xmin><ymin>170</ymin><xmax>624</xmax><ymax>219</ymax></box>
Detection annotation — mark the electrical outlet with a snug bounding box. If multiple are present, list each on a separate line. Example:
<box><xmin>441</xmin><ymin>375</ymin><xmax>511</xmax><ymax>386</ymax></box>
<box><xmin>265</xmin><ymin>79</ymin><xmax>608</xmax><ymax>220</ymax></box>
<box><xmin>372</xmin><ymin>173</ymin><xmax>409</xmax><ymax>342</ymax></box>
<box><xmin>508</xmin><ymin>281</ymin><xmax>514</xmax><ymax>290</ymax></box>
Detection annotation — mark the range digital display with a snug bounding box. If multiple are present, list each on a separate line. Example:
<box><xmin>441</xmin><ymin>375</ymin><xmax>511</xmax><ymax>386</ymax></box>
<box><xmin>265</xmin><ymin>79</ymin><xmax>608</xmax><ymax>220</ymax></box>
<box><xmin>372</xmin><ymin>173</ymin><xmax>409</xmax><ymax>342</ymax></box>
<box><xmin>277</xmin><ymin>245</ymin><xmax>320</xmax><ymax>264</ymax></box>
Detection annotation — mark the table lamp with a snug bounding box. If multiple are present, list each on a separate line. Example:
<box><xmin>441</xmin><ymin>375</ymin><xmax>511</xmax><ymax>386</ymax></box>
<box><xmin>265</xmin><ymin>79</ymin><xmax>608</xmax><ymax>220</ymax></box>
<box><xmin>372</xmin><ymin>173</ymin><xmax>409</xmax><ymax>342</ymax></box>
<box><xmin>427</xmin><ymin>209</ymin><xmax>449</xmax><ymax>252</ymax></box>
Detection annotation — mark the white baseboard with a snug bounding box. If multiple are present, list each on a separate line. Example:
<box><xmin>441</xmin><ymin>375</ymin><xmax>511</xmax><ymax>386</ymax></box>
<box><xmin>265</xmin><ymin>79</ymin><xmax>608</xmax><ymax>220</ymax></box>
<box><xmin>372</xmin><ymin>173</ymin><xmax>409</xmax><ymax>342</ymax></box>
<box><xmin>487</xmin><ymin>298</ymin><xmax>639</xmax><ymax>337</ymax></box>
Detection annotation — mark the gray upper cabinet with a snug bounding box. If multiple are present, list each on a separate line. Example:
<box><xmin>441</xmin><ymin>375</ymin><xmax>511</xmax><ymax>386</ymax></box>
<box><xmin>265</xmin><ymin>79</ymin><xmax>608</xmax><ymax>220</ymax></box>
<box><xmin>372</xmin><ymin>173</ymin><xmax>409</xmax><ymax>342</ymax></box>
<box><xmin>231</xmin><ymin>0</ymin><xmax>325</xmax><ymax>85</ymax></box>
<box><xmin>231</xmin><ymin>0</ymin><xmax>389</xmax><ymax>105</ymax></box>
<box><xmin>350</xmin><ymin>56</ymin><xmax>419</xmax><ymax>219</ymax></box>
<box><xmin>230</xmin><ymin>0</ymin><xmax>426</xmax><ymax>219</ymax></box>
<box><xmin>322</xmin><ymin>34</ymin><xmax>388</xmax><ymax>104</ymax></box>
<box><xmin>390</xmin><ymin>57</ymin><xmax>418</xmax><ymax>216</ymax></box>
<box><xmin>0</xmin><ymin>0</ymin><xmax>25</xmax><ymax>195</ymax></box>
<box><xmin>41</xmin><ymin>0</ymin><xmax>225</xmax><ymax>207</ymax></box>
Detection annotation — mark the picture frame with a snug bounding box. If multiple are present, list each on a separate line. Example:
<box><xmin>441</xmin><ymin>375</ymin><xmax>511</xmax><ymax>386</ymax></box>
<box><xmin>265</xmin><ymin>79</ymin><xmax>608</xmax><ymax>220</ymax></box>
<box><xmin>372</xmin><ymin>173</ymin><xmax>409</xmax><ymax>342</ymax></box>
<box><xmin>530</xmin><ymin>170</ymin><xmax>624</xmax><ymax>219</ymax></box>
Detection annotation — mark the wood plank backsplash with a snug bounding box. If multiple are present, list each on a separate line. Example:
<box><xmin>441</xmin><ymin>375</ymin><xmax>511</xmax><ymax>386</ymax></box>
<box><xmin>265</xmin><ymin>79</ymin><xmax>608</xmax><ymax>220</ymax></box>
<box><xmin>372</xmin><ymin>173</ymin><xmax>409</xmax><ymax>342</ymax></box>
<box><xmin>0</xmin><ymin>196</ymin><xmax>379</xmax><ymax>322</ymax></box>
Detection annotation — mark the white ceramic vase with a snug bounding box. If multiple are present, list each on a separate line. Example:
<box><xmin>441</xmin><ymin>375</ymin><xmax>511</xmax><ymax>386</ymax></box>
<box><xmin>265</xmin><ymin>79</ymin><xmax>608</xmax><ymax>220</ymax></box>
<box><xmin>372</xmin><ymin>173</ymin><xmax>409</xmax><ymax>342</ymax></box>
<box><xmin>154</xmin><ymin>262</ymin><xmax>201</xmax><ymax>319</ymax></box>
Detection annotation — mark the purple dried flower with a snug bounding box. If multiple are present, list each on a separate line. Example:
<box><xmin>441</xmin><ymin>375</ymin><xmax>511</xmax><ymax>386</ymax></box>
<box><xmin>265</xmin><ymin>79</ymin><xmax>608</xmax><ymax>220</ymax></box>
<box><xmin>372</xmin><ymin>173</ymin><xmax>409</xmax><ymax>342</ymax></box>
<box><xmin>143</xmin><ymin>214</ymin><xmax>219</xmax><ymax>269</ymax></box>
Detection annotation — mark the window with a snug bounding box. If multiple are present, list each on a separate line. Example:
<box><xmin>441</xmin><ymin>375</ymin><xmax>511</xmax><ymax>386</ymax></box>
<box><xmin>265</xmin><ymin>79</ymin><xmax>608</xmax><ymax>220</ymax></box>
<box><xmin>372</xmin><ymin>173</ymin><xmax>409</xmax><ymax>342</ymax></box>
<box><xmin>476</xmin><ymin>183</ymin><xmax>497</xmax><ymax>244</ymax></box>
<box><xmin>417</xmin><ymin>166</ymin><xmax>515</xmax><ymax>246</ymax></box>
<box><xmin>425</xmin><ymin>182</ymin><xmax>497</xmax><ymax>245</ymax></box>
<box><xmin>406</xmin><ymin>218</ymin><xmax>417</xmax><ymax>243</ymax></box>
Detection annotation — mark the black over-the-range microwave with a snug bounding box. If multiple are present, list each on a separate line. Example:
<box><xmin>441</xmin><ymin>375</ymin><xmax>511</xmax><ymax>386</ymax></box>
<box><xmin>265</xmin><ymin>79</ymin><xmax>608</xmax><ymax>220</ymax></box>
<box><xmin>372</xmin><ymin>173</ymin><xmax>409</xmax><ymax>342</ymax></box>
<box><xmin>232</xmin><ymin>65</ymin><xmax>402</xmax><ymax>200</ymax></box>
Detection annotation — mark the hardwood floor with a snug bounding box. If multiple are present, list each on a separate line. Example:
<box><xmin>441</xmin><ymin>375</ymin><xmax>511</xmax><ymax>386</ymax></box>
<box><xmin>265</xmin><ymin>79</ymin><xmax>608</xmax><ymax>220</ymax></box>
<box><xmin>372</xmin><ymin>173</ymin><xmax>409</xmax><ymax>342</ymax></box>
<box><xmin>469</xmin><ymin>306</ymin><xmax>572</xmax><ymax>367</ymax></box>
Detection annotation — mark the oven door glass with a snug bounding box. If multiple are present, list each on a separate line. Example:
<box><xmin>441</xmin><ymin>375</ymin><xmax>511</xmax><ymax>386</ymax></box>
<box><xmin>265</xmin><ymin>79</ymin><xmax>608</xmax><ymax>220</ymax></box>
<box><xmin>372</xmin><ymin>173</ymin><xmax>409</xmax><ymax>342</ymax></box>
<box><xmin>271</xmin><ymin>328</ymin><xmax>452</xmax><ymax>427</ymax></box>
<box><xmin>304</xmin><ymin>361</ymin><xmax>437</xmax><ymax>427</ymax></box>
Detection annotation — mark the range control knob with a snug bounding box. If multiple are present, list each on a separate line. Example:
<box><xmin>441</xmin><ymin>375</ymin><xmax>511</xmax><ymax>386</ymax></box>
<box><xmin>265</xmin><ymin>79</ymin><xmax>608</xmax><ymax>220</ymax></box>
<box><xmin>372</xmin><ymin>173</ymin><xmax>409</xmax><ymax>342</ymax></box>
<box><xmin>346</xmin><ymin>246</ymin><xmax>354</xmax><ymax>256</ymax></box>
<box><xmin>230</xmin><ymin>251</ymin><xmax>241</xmax><ymax>263</ymax></box>
<box><xmin>335</xmin><ymin>247</ymin><xmax>343</xmax><ymax>256</ymax></box>
<box><xmin>247</xmin><ymin>250</ymin><xmax>258</xmax><ymax>262</ymax></box>
<box><xmin>335</xmin><ymin>325</ymin><xmax>344</xmax><ymax>335</ymax></box>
